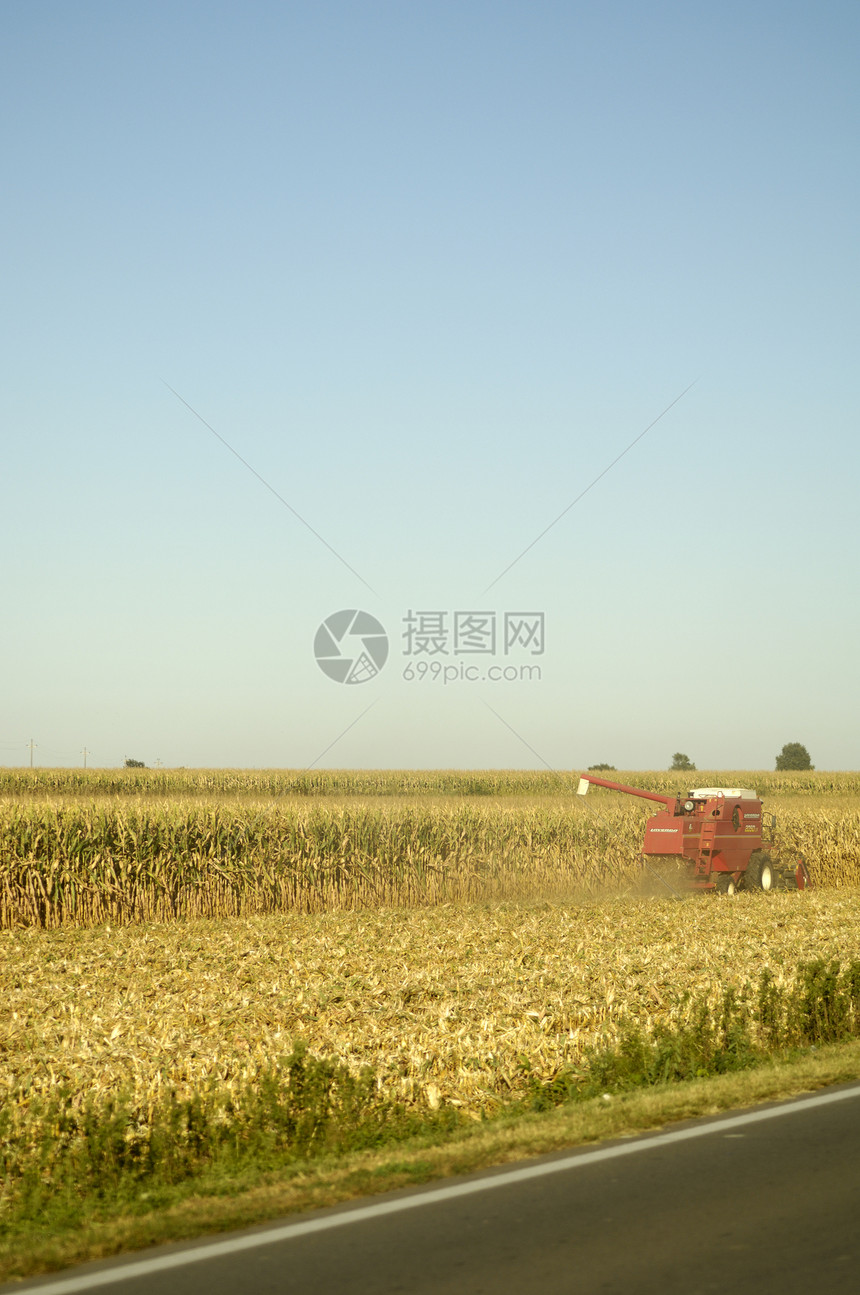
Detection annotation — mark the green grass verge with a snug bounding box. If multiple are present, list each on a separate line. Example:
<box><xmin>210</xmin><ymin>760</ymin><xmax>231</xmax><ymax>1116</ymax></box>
<box><xmin>2</xmin><ymin>959</ymin><xmax>860</xmax><ymax>1283</ymax></box>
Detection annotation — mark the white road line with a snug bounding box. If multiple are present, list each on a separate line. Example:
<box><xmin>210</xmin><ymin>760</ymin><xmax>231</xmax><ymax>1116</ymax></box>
<box><xmin>17</xmin><ymin>1083</ymin><xmax>860</xmax><ymax>1294</ymax></box>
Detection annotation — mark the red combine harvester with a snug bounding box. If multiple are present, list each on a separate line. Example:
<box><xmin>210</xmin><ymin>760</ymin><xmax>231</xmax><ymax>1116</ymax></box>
<box><xmin>577</xmin><ymin>774</ymin><xmax>810</xmax><ymax>894</ymax></box>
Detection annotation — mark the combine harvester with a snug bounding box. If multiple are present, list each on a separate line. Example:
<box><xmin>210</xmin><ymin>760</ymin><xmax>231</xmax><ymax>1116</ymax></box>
<box><xmin>577</xmin><ymin>774</ymin><xmax>810</xmax><ymax>895</ymax></box>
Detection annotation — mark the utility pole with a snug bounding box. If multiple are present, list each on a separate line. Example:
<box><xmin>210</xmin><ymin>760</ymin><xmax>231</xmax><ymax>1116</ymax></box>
<box><xmin>82</xmin><ymin>748</ymin><xmax>89</xmax><ymax>769</ymax></box>
<box><xmin>28</xmin><ymin>739</ymin><xmax>36</xmax><ymax>769</ymax></box>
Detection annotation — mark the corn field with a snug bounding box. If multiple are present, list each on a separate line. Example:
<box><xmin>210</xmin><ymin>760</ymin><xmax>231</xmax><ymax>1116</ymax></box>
<box><xmin>0</xmin><ymin>802</ymin><xmax>644</xmax><ymax>926</ymax></box>
<box><xmin>1</xmin><ymin>773</ymin><xmax>860</xmax><ymax>927</ymax></box>
<box><xmin>2</xmin><ymin>769</ymin><xmax>860</xmax><ymax>1232</ymax></box>
<box><xmin>3</xmin><ymin>767</ymin><xmax>860</xmax><ymax>799</ymax></box>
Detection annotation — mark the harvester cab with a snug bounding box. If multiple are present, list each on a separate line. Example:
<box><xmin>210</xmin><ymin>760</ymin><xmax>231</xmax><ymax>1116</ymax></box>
<box><xmin>577</xmin><ymin>774</ymin><xmax>810</xmax><ymax>894</ymax></box>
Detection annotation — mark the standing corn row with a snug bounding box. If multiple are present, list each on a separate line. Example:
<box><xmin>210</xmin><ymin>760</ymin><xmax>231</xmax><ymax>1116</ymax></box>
<box><xmin>0</xmin><ymin>801</ymin><xmax>647</xmax><ymax>927</ymax></box>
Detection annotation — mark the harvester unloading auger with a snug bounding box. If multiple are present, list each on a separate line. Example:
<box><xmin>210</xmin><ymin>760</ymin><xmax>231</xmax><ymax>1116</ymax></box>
<box><xmin>577</xmin><ymin>775</ymin><xmax>811</xmax><ymax>895</ymax></box>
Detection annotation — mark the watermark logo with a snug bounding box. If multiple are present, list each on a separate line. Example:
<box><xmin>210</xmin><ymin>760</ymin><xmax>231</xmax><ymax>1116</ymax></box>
<box><xmin>399</xmin><ymin>609</ymin><xmax>544</xmax><ymax>684</ymax></box>
<box><xmin>402</xmin><ymin>610</ymin><xmax>544</xmax><ymax>657</ymax></box>
<box><xmin>314</xmin><ymin>610</ymin><xmax>389</xmax><ymax>685</ymax></box>
<box><xmin>314</xmin><ymin>608</ymin><xmax>545</xmax><ymax>685</ymax></box>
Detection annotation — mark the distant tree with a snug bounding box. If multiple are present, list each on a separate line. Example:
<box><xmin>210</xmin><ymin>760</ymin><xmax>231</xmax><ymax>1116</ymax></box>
<box><xmin>588</xmin><ymin>763</ymin><xmax>616</xmax><ymax>772</ymax></box>
<box><xmin>670</xmin><ymin>753</ymin><xmax>696</xmax><ymax>771</ymax></box>
<box><xmin>124</xmin><ymin>758</ymin><xmax>146</xmax><ymax>769</ymax></box>
<box><xmin>775</xmin><ymin>743</ymin><xmax>813</xmax><ymax>771</ymax></box>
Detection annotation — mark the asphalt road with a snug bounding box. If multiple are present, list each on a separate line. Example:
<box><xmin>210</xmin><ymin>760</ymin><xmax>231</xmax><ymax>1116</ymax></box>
<box><xmin>12</xmin><ymin>1083</ymin><xmax>860</xmax><ymax>1295</ymax></box>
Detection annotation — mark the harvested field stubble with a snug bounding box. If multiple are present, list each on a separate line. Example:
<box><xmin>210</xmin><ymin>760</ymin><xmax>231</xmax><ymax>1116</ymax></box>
<box><xmin>3</xmin><ymin>892</ymin><xmax>860</xmax><ymax>1135</ymax></box>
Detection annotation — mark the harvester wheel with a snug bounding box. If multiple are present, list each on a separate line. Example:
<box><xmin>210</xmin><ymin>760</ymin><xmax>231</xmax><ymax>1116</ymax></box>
<box><xmin>715</xmin><ymin>874</ymin><xmax>738</xmax><ymax>896</ymax></box>
<box><xmin>745</xmin><ymin>852</ymin><xmax>775</xmax><ymax>892</ymax></box>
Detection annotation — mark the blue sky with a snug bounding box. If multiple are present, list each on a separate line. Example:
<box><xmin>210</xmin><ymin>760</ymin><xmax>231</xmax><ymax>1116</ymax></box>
<box><xmin>2</xmin><ymin>0</ymin><xmax>858</xmax><ymax>770</ymax></box>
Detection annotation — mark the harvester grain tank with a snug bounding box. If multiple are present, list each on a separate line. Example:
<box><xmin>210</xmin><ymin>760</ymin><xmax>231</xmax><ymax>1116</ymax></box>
<box><xmin>577</xmin><ymin>774</ymin><xmax>810</xmax><ymax>893</ymax></box>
